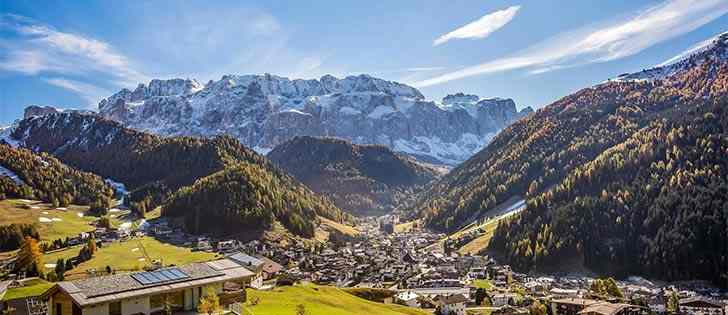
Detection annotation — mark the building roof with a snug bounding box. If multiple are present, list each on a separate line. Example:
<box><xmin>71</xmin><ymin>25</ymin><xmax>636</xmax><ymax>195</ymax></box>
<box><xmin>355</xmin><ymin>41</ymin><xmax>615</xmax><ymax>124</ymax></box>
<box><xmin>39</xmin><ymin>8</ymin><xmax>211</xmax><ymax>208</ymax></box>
<box><xmin>56</xmin><ymin>260</ymin><xmax>254</xmax><ymax>306</ymax></box>
<box><xmin>228</xmin><ymin>252</ymin><xmax>264</xmax><ymax>270</ymax></box>
<box><xmin>435</xmin><ymin>294</ymin><xmax>469</xmax><ymax>305</ymax></box>
<box><xmin>259</xmin><ymin>256</ymin><xmax>284</xmax><ymax>274</ymax></box>
<box><xmin>578</xmin><ymin>303</ymin><xmax>633</xmax><ymax>315</ymax></box>
<box><xmin>680</xmin><ymin>296</ymin><xmax>726</xmax><ymax>308</ymax></box>
<box><xmin>552</xmin><ymin>298</ymin><xmax>601</xmax><ymax>306</ymax></box>
<box><xmin>396</xmin><ymin>291</ymin><xmax>420</xmax><ymax>301</ymax></box>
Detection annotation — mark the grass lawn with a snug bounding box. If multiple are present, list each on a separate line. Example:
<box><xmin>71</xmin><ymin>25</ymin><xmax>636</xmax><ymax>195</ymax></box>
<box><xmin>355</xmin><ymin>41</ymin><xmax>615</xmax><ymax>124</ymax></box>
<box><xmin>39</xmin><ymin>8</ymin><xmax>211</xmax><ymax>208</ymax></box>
<box><xmin>394</xmin><ymin>220</ymin><xmax>418</xmax><ymax>233</ymax></box>
<box><xmin>246</xmin><ymin>283</ymin><xmax>429</xmax><ymax>315</ymax></box>
<box><xmin>43</xmin><ymin>236</ymin><xmax>219</xmax><ymax>278</ymax></box>
<box><xmin>457</xmin><ymin>219</ymin><xmax>500</xmax><ymax>255</ymax></box>
<box><xmin>0</xmin><ymin>199</ymin><xmax>98</xmax><ymax>241</ymax></box>
<box><xmin>319</xmin><ymin>217</ymin><xmax>359</xmax><ymax>236</ymax></box>
<box><xmin>315</xmin><ymin>216</ymin><xmax>360</xmax><ymax>242</ymax></box>
<box><xmin>1</xmin><ymin>278</ymin><xmax>55</xmax><ymax>301</ymax></box>
<box><xmin>471</xmin><ymin>279</ymin><xmax>493</xmax><ymax>290</ymax></box>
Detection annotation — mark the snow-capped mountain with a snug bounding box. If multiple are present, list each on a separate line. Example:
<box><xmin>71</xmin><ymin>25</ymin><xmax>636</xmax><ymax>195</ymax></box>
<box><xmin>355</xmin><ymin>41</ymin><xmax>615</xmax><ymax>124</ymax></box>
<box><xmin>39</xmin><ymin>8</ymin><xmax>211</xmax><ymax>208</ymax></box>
<box><xmin>614</xmin><ymin>32</ymin><xmax>728</xmax><ymax>82</ymax></box>
<box><xmin>92</xmin><ymin>73</ymin><xmax>532</xmax><ymax>165</ymax></box>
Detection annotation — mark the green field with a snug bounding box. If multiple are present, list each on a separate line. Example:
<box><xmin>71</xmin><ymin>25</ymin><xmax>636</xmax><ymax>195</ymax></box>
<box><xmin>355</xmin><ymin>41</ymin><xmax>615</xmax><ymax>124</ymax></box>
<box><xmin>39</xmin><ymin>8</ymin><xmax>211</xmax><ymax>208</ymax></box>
<box><xmin>43</xmin><ymin>236</ymin><xmax>219</xmax><ymax>278</ymax></box>
<box><xmin>457</xmin><ymin>219</ymin><xmax>501</xmax><ymax>255</ymax></box>
<box><xmin>471</xmin><ymin>279</ymin><xmax>493</xmax><ymax>290</ymax></box>
<box><xmin>245</xmin><ymin>284</ymin><xmax>429</xmax><ymax>315</ymax></box>
<box><xmin>0</xmin><ymin>199</ymin><xmax>99</xmax><ymax>241</ymax></box>
<box><xmin>1</xmin><ymin>278</ymin><xmax>54</xmax><ymax>301</ymax></box>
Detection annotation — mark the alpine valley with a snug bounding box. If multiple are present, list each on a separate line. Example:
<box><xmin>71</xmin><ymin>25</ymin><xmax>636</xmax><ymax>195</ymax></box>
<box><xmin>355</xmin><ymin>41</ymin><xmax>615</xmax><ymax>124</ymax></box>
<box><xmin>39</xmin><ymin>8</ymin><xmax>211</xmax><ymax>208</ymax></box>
<box><xmin>3</xmin><ymin>5</ymin><xmax>728</xmax><ymax>315</ymax></box>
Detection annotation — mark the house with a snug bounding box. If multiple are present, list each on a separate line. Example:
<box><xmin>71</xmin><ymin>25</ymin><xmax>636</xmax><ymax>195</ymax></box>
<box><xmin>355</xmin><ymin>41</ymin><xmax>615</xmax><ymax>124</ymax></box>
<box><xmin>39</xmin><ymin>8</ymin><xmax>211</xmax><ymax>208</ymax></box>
<box><xmin>551</xmin><ymin>298</ymin><xmax>602</xmax><ymax>315</ymax></box>
<box><xmin>0</xmin><ymin>279</ymin><xmax>56</xmax><ymax>315</ymax></box>
<box><xmin>435</xmin><ymin>294</ymin><xmax>469</xmax><ymax>315</ymax></box>
<box><xmin>396</xmin><ymin>291</ymin><xmax>420</xmax><ymax>308</ymax></box>
<box><xmin>50</xmin><ymin>259</ymin><xmax>253</xmax><ymax>315</ymax></box>
<box><xmin>227</xmin><ymin>252</ymin><xmax>265</xmax><ymax>289</ymax></box>
<box><xmin>259</xmin><ymin>257</ymin><xmax>284</xmax><ymax>280</ymax></box>
<box><xmin>680</xmin><ymin>296</ymin><xmax>726</xmax><ymax>315</ymax></box>
<box><xmin>577</xmin><ymin>302</ymin><xmax>644</xmax><ymax>315</ymax></box>
<box><xmin>492</xmin><ymin>306</ymin><xmax>530</xmax><ymax>315</ymax></box>
<box><xmin>647</xmin><ymin>293</ymin><xmax>667</xmax><ymax>314</ymax></box>
<box><xmin>492</xmin><ymin>293</ymin><xmax>518</xmax><ymax>307</ymax></box>
<box><xmin>217</xmin><ymin>240</ymin><xmax>237</xmax><ymax>252</ymax></box>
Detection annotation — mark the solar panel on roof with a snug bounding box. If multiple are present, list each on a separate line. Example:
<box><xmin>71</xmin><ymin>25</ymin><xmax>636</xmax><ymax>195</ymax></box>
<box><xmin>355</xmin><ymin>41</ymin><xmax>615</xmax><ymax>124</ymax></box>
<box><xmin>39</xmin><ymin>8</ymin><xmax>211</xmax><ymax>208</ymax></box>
<box><xmin>131</xmin><ymin>267</ymin><xmax>190</xmax><ymax>285</ymax></box>
<box><xmin>131</xmin><ymin>273</ymin><xmax>153</xmax><ymax>285</ymax></box>
<box><xmin>168</xmin><ymin>268</ymin><xmax>189</xmax><ymax>279</ymax></box>
<box><xmin>158</xmin><ymin>269</ymin><xmax>176</xmax><ymax>280</ymax></box>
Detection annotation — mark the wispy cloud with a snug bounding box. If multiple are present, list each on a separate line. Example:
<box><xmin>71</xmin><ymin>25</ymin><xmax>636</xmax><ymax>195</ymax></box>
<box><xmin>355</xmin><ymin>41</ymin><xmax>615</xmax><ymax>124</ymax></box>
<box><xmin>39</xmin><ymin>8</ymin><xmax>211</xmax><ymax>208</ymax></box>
<box><xmin>433</xmin><ymin>6</ymin><xmax>520</xmax><ymax>46</ymax></box>
<box><xmin>42</xmin><ymin>78</ymin><xmax>112</xmax><ymax>108</ymax></box>
<box><xmin>415</xmin><ymin>0</ymin><xmax>728</xmax><ymax>87</ymax></box>
<box><xmin>0</xmin><ymin>14</ymin><xmax>147</xmax><ymax>86</ymax></box>
<box><xmin>0</xmin><ymin>14</ymin><xmax>148</xmax><ymax>107</ymax></box>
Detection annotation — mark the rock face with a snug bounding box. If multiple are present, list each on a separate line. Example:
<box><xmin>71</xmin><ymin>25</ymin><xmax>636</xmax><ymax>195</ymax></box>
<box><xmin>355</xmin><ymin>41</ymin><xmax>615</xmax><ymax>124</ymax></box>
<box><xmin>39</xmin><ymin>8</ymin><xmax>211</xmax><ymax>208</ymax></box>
<box><xmin>96</xmin><ymin>73</ymin><xmax>532</xmax><ymax>165</ymax></box>
<box><xmin>23</xmin><ymin>106</ymin><xmax>94</xmax><ymax>119</ymax></box>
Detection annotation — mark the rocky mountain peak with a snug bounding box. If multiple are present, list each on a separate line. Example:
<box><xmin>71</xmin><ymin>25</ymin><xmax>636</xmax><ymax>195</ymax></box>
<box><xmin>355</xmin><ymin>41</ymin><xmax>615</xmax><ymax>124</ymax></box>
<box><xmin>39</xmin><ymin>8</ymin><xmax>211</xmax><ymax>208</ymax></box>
<box><xmin>442</xmin><ymin>93</ymin><xmax>479</xmax><ymax>104</ymax></box>
<box><xmin>92</xmin><ymin>73</ymin><xmax>527</xmax><ymax>165</ymax></box>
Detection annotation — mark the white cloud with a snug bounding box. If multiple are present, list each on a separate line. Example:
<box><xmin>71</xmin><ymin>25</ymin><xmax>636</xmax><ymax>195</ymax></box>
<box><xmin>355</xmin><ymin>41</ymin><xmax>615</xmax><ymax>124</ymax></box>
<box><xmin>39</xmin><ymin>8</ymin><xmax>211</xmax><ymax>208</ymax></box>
<box><xmin>0</xmin><ymin>14</ymin><xmax>147</xmax><ymax>87</ymax></box>
<box><xmin>433</xmin><ymin>6</ymin><xmax>520</xmax><ymax>46</ymax></box>
<box><xmin>415</xmin><ymin>0</ymin><xmax>728</xmax><ymax>87</ymax></box>
<box><xmin>0</xmin><ymin>13</ymin><xmax>149</xmax><ymax>108</ymax></box>
<box><xmin>42</xmin><ymin>77</ymin><xmax>111</xmax><ymax>108</ymax></box>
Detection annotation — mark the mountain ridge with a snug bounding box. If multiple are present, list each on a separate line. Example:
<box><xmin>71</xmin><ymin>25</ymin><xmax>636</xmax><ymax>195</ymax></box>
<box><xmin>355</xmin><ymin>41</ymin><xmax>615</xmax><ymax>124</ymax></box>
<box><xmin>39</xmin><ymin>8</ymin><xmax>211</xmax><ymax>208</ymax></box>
<box><xmin>88</xmin><ymin>73</ymin><xmax>532</xmax><ymax>165</ymax></box>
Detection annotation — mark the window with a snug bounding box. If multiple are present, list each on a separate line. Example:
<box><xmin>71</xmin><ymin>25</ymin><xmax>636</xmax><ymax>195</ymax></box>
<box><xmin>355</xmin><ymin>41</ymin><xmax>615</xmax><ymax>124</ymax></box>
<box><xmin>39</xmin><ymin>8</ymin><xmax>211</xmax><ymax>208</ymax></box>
<box><xmin>109</xmin><ymin>301</ymin><xmax>121</xmax><ymax>315</ymax></box>
<box><xmin>150</xmin><ymin>294</ymin><xmax>164</xmax><ymax>309</ymax></box>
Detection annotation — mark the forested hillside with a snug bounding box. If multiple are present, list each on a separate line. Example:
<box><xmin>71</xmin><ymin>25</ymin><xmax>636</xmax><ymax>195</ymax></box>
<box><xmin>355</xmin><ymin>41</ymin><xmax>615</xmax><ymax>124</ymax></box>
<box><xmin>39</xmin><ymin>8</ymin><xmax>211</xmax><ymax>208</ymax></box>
<box><xmin>164</xmin><ymin>160</ymin><xmax>346</xmax><ymax>237</ymax></box>
<box><xmin>489</xmin><ymin>102</ymin><xmax>728</xmax><ymax>286</ymax></box>
<box><xmin>410</xmin><ymin>33</ymin><xmax>728</xmax><ymax>285</ymax></box>
<box><xmin>0</xmin><ymin>143</ymin><xmax>113</xmax><ymax>208</ymax></box>
<box><xmin>10</xmin><ymin>113</ymin><xmax>265</xmax><ymax>212</ymax></box>
<box><xmin>268</xmin><ymin>136</ymin><xmax>439</xmax><ymax>216</ymax></box>
<box><xmin>8</xmin><ymin>113</ymin><xmax>349</xmax><ymax>238</ymax></box>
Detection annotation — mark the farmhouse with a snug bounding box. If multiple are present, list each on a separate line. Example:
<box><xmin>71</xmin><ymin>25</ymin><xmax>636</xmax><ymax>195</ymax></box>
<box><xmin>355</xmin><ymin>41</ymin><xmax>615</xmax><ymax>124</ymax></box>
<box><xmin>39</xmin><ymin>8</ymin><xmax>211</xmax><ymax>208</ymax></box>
<box><xmin>679</xmin><ymin>296</ymin><xmax>726</xmax><ymax>315</ymax></box>
<box><xmin>51</xmin><ymin>259</ymin><xmax>254</xmax><ymax>315</ymax></box>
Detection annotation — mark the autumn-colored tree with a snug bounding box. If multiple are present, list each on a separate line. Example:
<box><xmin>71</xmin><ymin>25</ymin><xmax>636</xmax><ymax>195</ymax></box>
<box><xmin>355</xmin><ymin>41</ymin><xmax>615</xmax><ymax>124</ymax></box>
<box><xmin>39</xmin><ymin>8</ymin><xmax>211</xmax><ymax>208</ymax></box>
<box><xmin>87</xmin><ymin>237</ymin><xmax>97</xmax><ymax>256</ymax></box>
<box><xmin>529</xmin><ymin>300</ymin><xmax>547</xmax><ymax>315</ymax></box>
<box><xmin>16</xmin><ymin>236</ymin><xmax>43</xmax><ymax>275</ymax></box>
<box><xmin>197</xmin><ymin>289</ymin><xmax>221</xmax><ymax>315</ymax></box>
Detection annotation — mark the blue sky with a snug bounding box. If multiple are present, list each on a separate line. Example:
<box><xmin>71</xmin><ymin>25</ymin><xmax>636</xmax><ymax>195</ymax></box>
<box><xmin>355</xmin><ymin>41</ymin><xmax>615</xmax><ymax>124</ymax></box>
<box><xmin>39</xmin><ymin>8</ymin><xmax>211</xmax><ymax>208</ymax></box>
<box><xmin>1</xmin><ymin>0</ymin><xmax>728</xmax><ymax>125</ymax></box>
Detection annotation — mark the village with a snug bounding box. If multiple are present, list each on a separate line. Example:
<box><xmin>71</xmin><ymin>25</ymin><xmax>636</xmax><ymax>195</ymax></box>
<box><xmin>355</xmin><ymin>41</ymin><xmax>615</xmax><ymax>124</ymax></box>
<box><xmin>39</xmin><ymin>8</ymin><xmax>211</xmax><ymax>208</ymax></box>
<box><xmin>1</xmin><ymin>209</ymin><xmax>728</xmax><ymax>315</ymax></box>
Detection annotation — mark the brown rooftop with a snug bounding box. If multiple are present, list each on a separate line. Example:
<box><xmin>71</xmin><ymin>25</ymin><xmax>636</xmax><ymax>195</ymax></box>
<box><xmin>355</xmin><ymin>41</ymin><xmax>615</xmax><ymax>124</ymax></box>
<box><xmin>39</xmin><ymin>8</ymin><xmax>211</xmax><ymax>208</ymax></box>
<box><xmin>57</xmin><ymin>260</ymin><xmax>254</xmax><ymax>306</ymax></box>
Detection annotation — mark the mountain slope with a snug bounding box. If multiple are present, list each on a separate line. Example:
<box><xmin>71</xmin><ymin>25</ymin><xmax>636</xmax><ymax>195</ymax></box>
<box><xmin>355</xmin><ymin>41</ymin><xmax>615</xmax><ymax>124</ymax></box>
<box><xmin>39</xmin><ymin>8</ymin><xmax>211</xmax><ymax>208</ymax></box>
<box><xmin>94</xmin><ymin>74</ymin><xmax>532</xmax><ymax>165</ymax></box>
<box><xmin>6</xmin><ymin>112</ymin><xmax>348</xmax><ymax>238</ymax></box>
<box><xmin>490</xmin><ymin>104</ymin><xmax>728</xmax><ymax>285</ymax></box>
<box><xmin>268</xmin><ymin>136</ymin><xmax>439</xmax><ymax>216</ymax></box>
<box><xmin>411</xmin><ymin>32</ymin><xmax>728</xmax><ymax>285</ymax></box>
<box><xmin>0</xmin><ymin>143</ymin><xmax>113</xmax><ymax>208</ymax></box>
<box><xmin>164</xmin><ymin>160</ymin><xmax>343</xmax><ymax>237</ymax></box>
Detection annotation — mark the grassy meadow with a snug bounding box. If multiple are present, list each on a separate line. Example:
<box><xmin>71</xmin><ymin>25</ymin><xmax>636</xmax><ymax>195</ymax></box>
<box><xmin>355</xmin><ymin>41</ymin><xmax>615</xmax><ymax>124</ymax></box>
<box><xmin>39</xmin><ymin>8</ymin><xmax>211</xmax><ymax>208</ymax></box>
<box><xmin>245</xmin><ymin>283</ymin><xmax>429</xmax><ymax>315</ymax></box>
